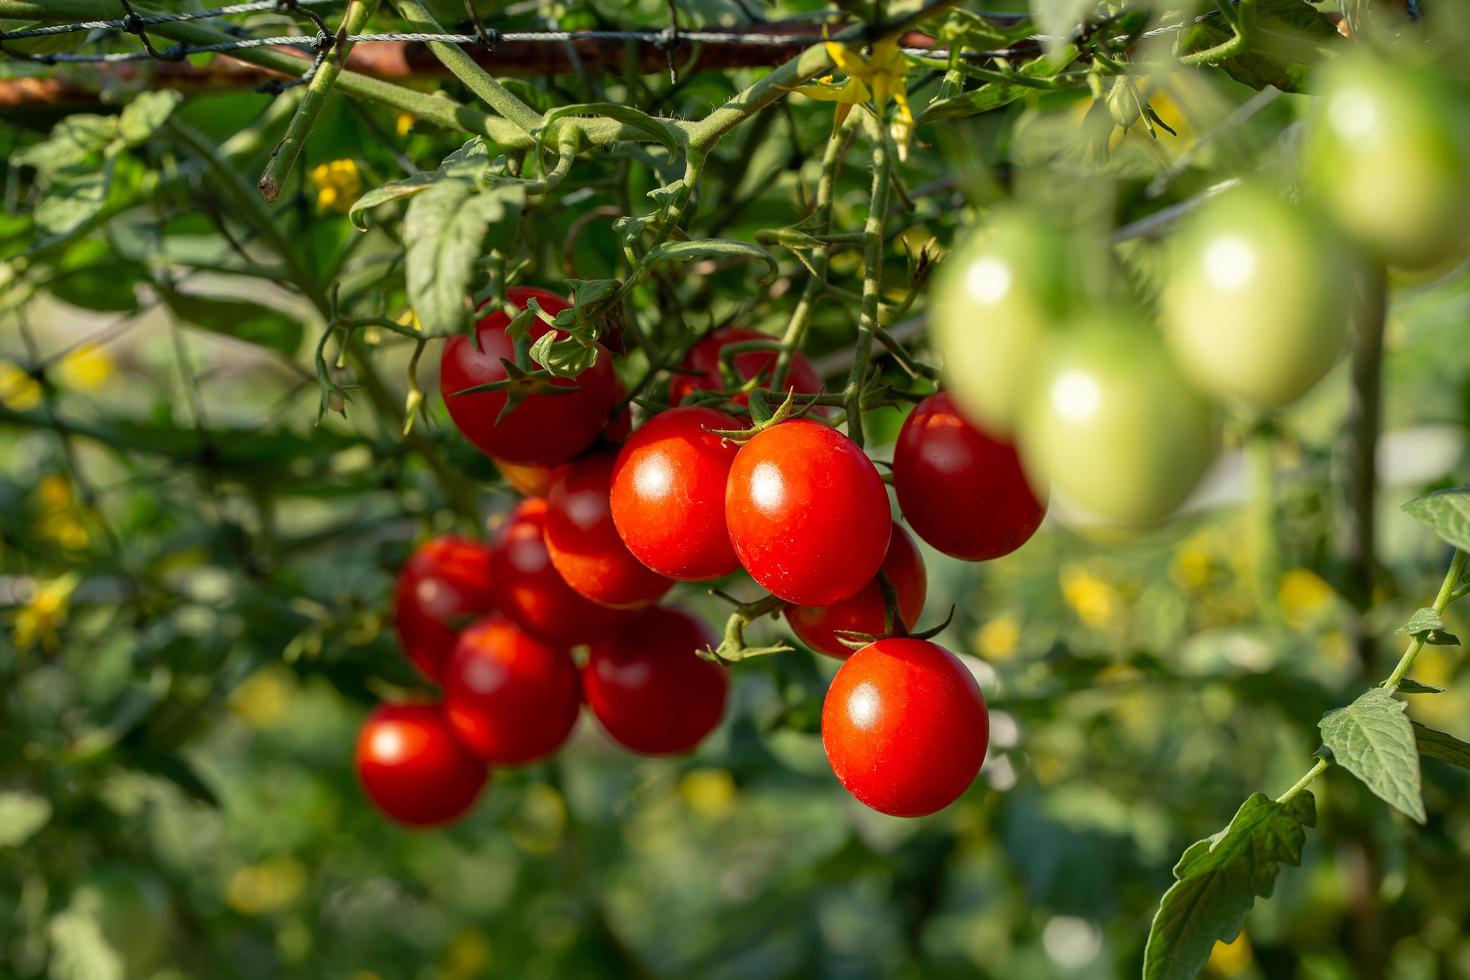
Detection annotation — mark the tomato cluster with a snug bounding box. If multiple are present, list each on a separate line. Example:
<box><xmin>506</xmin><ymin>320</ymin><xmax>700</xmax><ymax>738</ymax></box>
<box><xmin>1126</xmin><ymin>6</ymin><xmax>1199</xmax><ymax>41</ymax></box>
<box><xmin>356</xmin><ymin>289</ymin><xmax>1059</xmax><ymax>825</ymax></box>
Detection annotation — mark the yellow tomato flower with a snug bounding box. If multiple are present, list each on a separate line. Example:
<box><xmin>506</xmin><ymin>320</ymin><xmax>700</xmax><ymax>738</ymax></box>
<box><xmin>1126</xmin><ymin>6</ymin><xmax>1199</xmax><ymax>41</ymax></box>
<box><xmin>229</xmin><ymin>667</ymin><xmax>294</xmax><ymax>729</ymax></box>
<box><xmin>0</xmin><ymin>360</ymin><xmax>42</xmax><ymax>411</ymax></box>
<box><xmin>57</xmin><ymin>343</ymin><xmax>114</xmax><ymax>391</ymax></box>
<box><xmin>1278</xmin><ymin>567</ymin><xmax>1335</xmax><ymax>628</ymax></box>
<box><xmin>796</xmin><ymin>38</ymin><xmax>914</xmax><ymax>153</ymax></box>
<box><xmin>680</xmin><ymin>768</ymin><xmax>737</xmax><ymax>818</ymax></box>
<box><xmin>395</xmin><ymin>112</ymin><xmax>415</xmax><ymax>138</ymax></box>
<box><xmin>1060</xmin><ymin>564</ymin><xmax>1118</xmax><ymax>630</ymax></box>
<box><xmin>226</xmin><ymin>855</ymin><xmax>306</xmax><ymax>916</ymax></box>
<box><xmin>308</xmin><ymin>159</ymin><xmax>362</xmax><ymax>215</ymax></box>
<box><xmin>13</xmin><ymin>574</ymin><xmax>79</xmax><ymax>652</ymax></box>
<box><xmin>977</xmin><ymin>613</ymin><xmax>1021</xmax><ymax>661</ymax></box>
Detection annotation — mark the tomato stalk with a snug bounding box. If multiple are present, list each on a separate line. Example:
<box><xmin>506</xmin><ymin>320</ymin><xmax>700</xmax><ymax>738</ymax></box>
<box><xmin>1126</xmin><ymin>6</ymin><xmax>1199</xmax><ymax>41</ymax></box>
<box><xmin>843</xmin><ymin>115</ymin><xmax>895</xmax><ymax>450</ymax></box>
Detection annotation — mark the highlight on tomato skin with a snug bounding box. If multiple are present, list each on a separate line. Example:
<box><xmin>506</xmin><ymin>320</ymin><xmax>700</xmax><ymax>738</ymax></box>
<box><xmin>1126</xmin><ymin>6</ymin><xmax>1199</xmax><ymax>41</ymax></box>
<box><xmin>354</xmin><ymin>703</ymin><xmax>489</xmax><ymax>829</ymax></box>
<box><xmin>392</xmin><ymin>536</ymin><xmax>497</xmax><ymax>683</ymax></box>
<box><xmin>725</xmin><ymin>419</ymin><xmax>893</xmax><ymax>606</ymax></box>
<box><xmin>821</xmin><ymin>638</ymin><xmax>989</xmax><ymax>818</ymax></box>
<box><xmin>894</xmin><ymin>391</ymin><xmax>1047</xmax><ymax>562</ymax></box>
<box><xmin>786</xmin><ymin>524</ymin><xmax>927</xmax><ymax>659</ymax></box>
<box><xmin>438</xmin><ymin>286</ymin><xmax>618</xmax><ymax>467</ymax></box>
<box><xmin>441</xmin><ymin>615</ymin><xmax>583</xmax><ymax>765</ymax></box>
<box><xmin>582</xmin><ymin>606</ymin><xmax>729</xmax><ymax>756</ymax></box>
<box><xmin>610</xmin><ymin>405</ymin><xmax>744</xmax><ymax>582</ymax></box>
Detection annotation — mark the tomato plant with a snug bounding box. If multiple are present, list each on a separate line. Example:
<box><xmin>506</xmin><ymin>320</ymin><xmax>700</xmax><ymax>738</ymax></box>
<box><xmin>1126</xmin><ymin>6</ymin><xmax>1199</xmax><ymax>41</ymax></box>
<box><xmin>354</xmin><ymin>704</ymin><xmax>488</xmax><ymax>828</ymax></box>
<box><xmin>668</xmin><ymin>326</ymin><xmax>826</xmax><ymax>407</ymax></box>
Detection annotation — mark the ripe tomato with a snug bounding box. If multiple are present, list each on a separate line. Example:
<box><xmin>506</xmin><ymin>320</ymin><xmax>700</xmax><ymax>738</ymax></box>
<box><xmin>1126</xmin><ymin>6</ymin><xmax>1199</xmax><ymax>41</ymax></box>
<box><xmin>821</xmin><ymin>638</ymin><xmax>989</xmax><ymax>817</ymax></box>
<box><xmin>668</xmin><ymin>326</ymin><xmax>825</xmax><ymax>407</ymax></box>
<box><xmin>1161</xmin><ymin>184</ymin><xmax>1356</xmax><ymax>408</ymax></box>
<box><xmin>393</xmin><ymin>536</ymin><xmax>496</xmax><ymax>682</ymax></box>
<box><xmin>725</xmin><ymin>419</ymin><xmax>892</xmax><ymax>605</ymax></box>
<box><xmin>582</xmin><ymin>606</ymin><xmax>728</xmax><ymax>755</ymax></box>
<box><xmin>610</xmin><ymin>406</ymin><xmax>743</xmax><ymax>580</ymax></box>
<box><xmin>355</xmin><ymin>703</ymin><xmax>487</xmax><ymax>828</ymax></box>
<box><xmin>1304</xmin><ymin>54</ymin><xmax>1470</xmax><ymax>270</ymax></box>
<box><xmin>1020</xmin><ymin>313</ymin><xmax>1219</xmax><ymax>526</ymax></box>
<box><xmin>496</xmin><ymin>458</ymin><xmax>555</xmax><ymax>498</ymax></box>
<box><xmin>893</xmin><ymin>391</ymin><xmax>1047</xmax><ymax>560</ymax></box>
<box><xmin>442</xmin><ymin>615</ymin><xmax>582</xmax><ymax>764</ymax></box>
<box><xmin>786</xmin><ymin>524</ymin><xmax>927</xmax><ymax>658</ymax></box>
<box><xmin>489</xmin><ymin>499</ymin><xmax>630</xmax><ymax>644</ymax></box>
<box><xmin>930</xmin><ymin>208</ymin><xmax>1080</xmax><ymax>433</ymax></box>
<box><xmin>440</xmin><ymin>286</ymin><xmax>618</xmax><ymax>466</ymax></box>
<box><xmin>545</xmin><ymin>453</ymin><xmax>674</xmax><ymax>608</ymax></box>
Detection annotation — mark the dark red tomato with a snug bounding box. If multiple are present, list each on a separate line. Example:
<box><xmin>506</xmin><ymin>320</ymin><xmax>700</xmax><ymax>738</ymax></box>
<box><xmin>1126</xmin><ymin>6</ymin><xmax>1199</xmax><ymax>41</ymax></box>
<box><xmin>489</xmin><ymin>499</ymin><xmax>629</xmax><ymax>645</ymax></box>
<box><xmin>440</xmin><ymin>286</ymin><xmax>618</xmax><ymax>466</ymax></box>
<box><xmin>669</xmin><ymin>327</ymin><xmax>825</xmax><ymax>407</ymax></box>
<box><xmin>495</xmin><ymin>458</ymin><xmax>554</xmax><ymax>498</ymax></box>
<box><xmin>582</xmin><ymin>606</ymin><xmax>728</xmax><ymax>755</ymax></box>
<box><xmin>822</xmin><ymin>638</ymin><xmax>989</xmax><ymax>817</ymax></box>
<box><xmin>393</xmin><ymin>536</ymin><xmax>496</xmax><ymax>682</ymax></box>
<box><xmin>893</xmin><ymin>392</ymin><xmax>1047</xmax><ymax>561</ymax></box>
<box><xmin>786</xmin><ymin>524</ymin><xmax>926</xmax><ymax>658</ymax></box>
<box><xmin>545</xmin><ymin>454</ymin><xmax>674</xmax><ymax>608</ymax></box>
<box><xmin>725</xmin><ymin>419</ymin><xmax>891</xmax><ymax>605</ymax></box>
<box><xmin>442</xmin><ymin>615</ymin><xmax>582</xmax><ymax>765</ymax></box>
<box><xmin>610</xmin><ymin>407</ymin><xmax>743</xmax><ymax>581</ymax></box>
<box><xmin>355</xmin><ymin>703</ymin><xmax>488</xmax><ymax>828</ymax></box>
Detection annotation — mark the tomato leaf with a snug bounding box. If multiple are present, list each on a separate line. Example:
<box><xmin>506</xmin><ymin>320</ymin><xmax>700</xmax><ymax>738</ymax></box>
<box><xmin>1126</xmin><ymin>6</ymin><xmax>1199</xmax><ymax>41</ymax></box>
<box><xmin>403</xmin><ymin>180</ymin><xmax>525</xmax><ymax>337</ymax></box>
<box><xmin>0</xmin><ymin>790</ymin><xmax>52</xmax><ymax>847</ymax></box>
<box><xmin>1402</xmin><ymin>486</ymin><xmax>1470</xmax><ymax>552</ymax></box>
<box><xmin>1142</xmin><ymin>792</ymin><xmax>1316</xmax><ymax>980</ymax></box>
<box><xmin>1175</xmin><ymin>0</ymin><xmax>1340</xmax><ymax>93</ymax></box>
<box><xmin>917</xmin><ymin>49</ymin><xmax>1078</xmax><ymax>125</ymax></box>
<box><xmin>349</xmin><ymin>138</ymin><xmax>496</xmax><ymax>231</ymax></box>
<box><xmin>643</xmin><ymin>239</ymin><xmax>779</xmax><ymax>284</ymax></box>
<box><xmin>1413</xmin><ymin>721</ymin><xmax>1470</xmax><ymax>769</ymax></box>
<box><xmin>1320</xmin><ymin>688</ymin><xmax>1425</xmax><ymax>823</ymax></box>
<box><xmin>1397</xmin><ymin>678</ymin><xmax>1445</xmax><ymax>695</ymax></box>
<box><xmin>156</xmin><ymin>286</ymin><xmax>303</xmax><ymax>357</ymax></box>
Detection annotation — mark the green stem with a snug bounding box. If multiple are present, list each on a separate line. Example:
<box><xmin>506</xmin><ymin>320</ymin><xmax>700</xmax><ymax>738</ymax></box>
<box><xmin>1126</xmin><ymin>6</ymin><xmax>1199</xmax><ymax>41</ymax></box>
<box><xmin>1247</xmin><ymin>424</ymin><xmax>1281</xmax><ymax>625</ymax></box>
<box><xmin>1384</xmin><ymin>549</ymin><xmax>1466</xmax><ymax>691</ymax></box>
<box><xmin>1179</xmin><ymin>0</ymin><xmax>1255</xmax><ymax>64</ymax></box>
<box><xmin>844</xmin><ymin>116</ymin><xmax>894</xmax><ymax>450</ymax></box>
<box><xmin>1276</xmin><ymin>756</ymin><xmax>1329</xmax><ymax>804</ymax></box>
<box><xmin>258</xmin><ymin>0</ymin><xmax>380</xmax><ymax>203</ymax></box>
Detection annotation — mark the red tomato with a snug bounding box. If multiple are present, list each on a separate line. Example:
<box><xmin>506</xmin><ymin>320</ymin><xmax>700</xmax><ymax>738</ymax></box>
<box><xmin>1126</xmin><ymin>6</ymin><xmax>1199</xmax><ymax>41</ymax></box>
<box><xmin>495</xmin><ymin>459</ymin><xmax>555</xmax><ymax>498</ymax></box>
<box><xmin>669</xmin><ymin>327</ymin><xmax>825</xmax><ymax>407</ymax></box>
<box><xmin>355</xmin><ymin>703</ymin><xmax>488</xmax><ymax>828</ymax></box>
<box><xmin>725</xmin><ymin>419</ymin><xmax>891</xmax><ymax>605</ymax></box>
<box><xmin>582</xmin><ymin>606</ymin><xmax>728</xmax><ymax>755</ymax></box>
<box><xmin>442</xmin><ymin>615</ymin><xmax>582</xmax><ymax>764</ymax></box>
<box><xmin>545</xmin><ymin>454</ymin><xmax>674</xmax><ymax>608</ymax></box>
<box><xmin>894</xmin><ymin>392</ymin><xmax>1047</xmax><ymax>560</ymax></box>
<box><xmin>610</xmin><ymin>407</ymin><xmax>743</xmax><ymax>581</ymax></box>
<box><xmin>489</xmin><ymin>499</ymin><xmax>630</xmax><ymax>645</ymax></box>
<box><xmin>786</xmin><ymin>524</ymin><xmax>926</xmax><ymax>658</ymax></box>
<box><xmin>393</xmin><ymin>536</ymin><xmax>496</xmax><ymax>682</ymax></box>
<box><xmin>440</xmin><ymin>286</ymin><xmax>618</xmax><ymax>466</ymax></box>
<box><xmin>822</xmin><ymin>638</ymin><xmax>989</xmax><ymax>817</ymax></box>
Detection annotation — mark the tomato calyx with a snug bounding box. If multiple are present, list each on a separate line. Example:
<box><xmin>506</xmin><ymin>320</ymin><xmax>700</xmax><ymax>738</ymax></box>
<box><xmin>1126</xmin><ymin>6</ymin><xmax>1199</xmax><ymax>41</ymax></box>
<box><xmin>702</xmin><ymin>387</ymin><xmax>818</xmax><ymax>444</ymax></box>
<box><xmin>698</xmin><ymin>593</ymin><xmax>793</xmax><ymax>664</ymax></box>
<box><xmin>832</xmin><ymin>598</ymin><xmax>956</xmax><ymax>651</ymax></box>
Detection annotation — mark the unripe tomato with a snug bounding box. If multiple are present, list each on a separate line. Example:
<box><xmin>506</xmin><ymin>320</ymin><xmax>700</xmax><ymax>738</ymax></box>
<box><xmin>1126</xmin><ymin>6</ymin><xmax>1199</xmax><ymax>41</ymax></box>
<box><xmin>1303</xmin><ymin>54</ymin><xmax>1470</xmax><ymax>269</ymax></box>
<box><xmin>786</xmin><ymin>524</ymin><xmax>927</xmax><ymax>658</ymax></box>
<box><xmin>1161</xmin><ymin>183</ymin><xmax>1356</xmax><ymax>408</ymax></box>
<box><xmin>393</xmin><ymin>536</ymin><xmax>496</xmax><ymax>682</ymax></box>
<box><xmin>442</xmin><ymin>615</ymin><xmax>581</xmax><ymax>764</ymax></box>
<box><xmin>610</xmin><ymin>406</ymin><xmax>743</xmax><ymax>580</ymax></box>
<box><xmin>930</xmin><ymin>208</ymin><xmax>1078</xmax><ymax>433</ymax></box>
<box><xmin>893</xmin><ymin>391</ymin><xmax>1047</xmax><ymax>560</ymax></box>
<box><xmin>489</xmin><ymin>499</ymin><xmax>629</xmax><ymax>645</ymax></box>
<box><xmin>1020</xmin><ymin>313</ymin><xmax>1219</xmax><ymax>525</ymax></box>
<box><xmin>821</xmin><ymin>638</ymin><xmax>989</xmax><ymax>817</ymax></box>
<box><xmin>668</xmin><ymin>326</ymin><xmax>825</xmax><ymax>407</ymax></box>
<box><xmin>582</xmin><ymin>606</ymin><xmax>728</xmax><ymax>755</ymax></box>
<box><xmin>355</xmin><ymin>703</ymin><xmax>487</xmax><ymax>828</ymax></box>
<box><xmin>72</xmin><ymin>865</ymin><xmax>172</xmax><ymax>976</ymax></box>
<box><xmin>440</xmin><ymin>286</ymin><xmax>618</xmax><ymax>465</ymax></box>
<box><xmin>725</xmin><ymin>420</ymin><xmax>891</xmax><ymax>605</ymax></box>
<box><xmin>496</xmin><ymin>458</ymin><xmax>554</xmax><ymax>498</ymax></box>
<box><xmin>545</xmin><ymin>453</ymin><xmax>674</xmax><ymax>608</ymax></box>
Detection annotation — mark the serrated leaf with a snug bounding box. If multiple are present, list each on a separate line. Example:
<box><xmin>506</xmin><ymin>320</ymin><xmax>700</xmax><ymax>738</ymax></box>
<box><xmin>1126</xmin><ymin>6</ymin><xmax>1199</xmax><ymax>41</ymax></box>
<box><xmin>0</xmin><ymin>790</ymin><xmax>52</xmax><ymax>846</ymax></box>
<box><xmin>403</xmin><ymin>181</ymin><xmax>525</xmax><ymax>337</ymax></box>
<box><xmin>348</xmin><ymin>138</ymin><xmax>492</xmax><ymax>231</ymax></box>
<box><xmin>118</xmin><ymin>91</ymin><xmax>182</xmax><ymax>145</ymax></box>
<box><xmin>1397</xmin><ymin>678</ymin><xmax>1445</xmax><ymax>694</ymax></box>
<box><xmin>1413</xmin><ymin>721</ymin><xmax>1470</xmax><ymax>769</ymax></box>
<box><xmin>1320</xmin><ymin>688</ymin><xmax>1425</xmax><ymax>823</ymax></box>
<box><xmin>1143</xmin><ymin>792</ymin><xmax>1316</xmax><ymax>980</ymax></box>
<box><xmin>644</xmin><ymin>238</ymin><xmax>779</xmax><ymax>283</ymax></box>
<box><xmin>156</xmin><ymin>287</ymin><xmax>303</xmax><ymax>357</ymax></box>
<box><xmin>1402</xmin><ymin>486</ymin><xmax>1470</xmax><ymax>552</ymax></box>
<box><xmin>1397</xmin><ymin>607</ymin><xmax>1445</xmax><ymax>636</ymax></box>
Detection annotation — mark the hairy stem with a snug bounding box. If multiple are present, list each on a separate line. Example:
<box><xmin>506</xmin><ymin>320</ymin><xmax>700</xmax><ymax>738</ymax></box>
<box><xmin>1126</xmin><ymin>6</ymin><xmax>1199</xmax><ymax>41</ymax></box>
<box><xmin>844</xmin><ymin>117</ymin><xmax>894</xmax><ymax>450</ymax></box>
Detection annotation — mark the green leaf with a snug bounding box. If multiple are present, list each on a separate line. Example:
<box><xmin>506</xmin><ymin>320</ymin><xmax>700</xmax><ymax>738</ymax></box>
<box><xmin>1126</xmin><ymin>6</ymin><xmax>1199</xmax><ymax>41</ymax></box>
<box><xmin>348</xmin><ymin>138</ymin><xmax>492</xmax><ymax>231</ymax></box>
<box><xmin>0</xmin><ymin>790</ymin><xmax>52</xmax><ymax>847</ymax></box>
<box><xmin>1176</xmin><ymin>0</ymin><xmax>1340</xmax><ymax>92</ymax></box>
<box><xmin>156</xmin><ymin>287</ymin><xmax>303</xmax><ymax>357</ymax></box>
<box><xmin>48</xmin><ymin>908</ymin><xmax>124</xmax><ymax>980</ymax></box>
<box><xmin>917</xmin><ymin>48</ymin><xmax>1079</xmax><ymax>125</ymax></box>
<box><xmin>12</xmin><ymin>114</ymin><xmax>118</xmax><ymax>173</ymax></box>
<box><xmin>1143</xmin><ymin>792</ymin><xmax>1316</xmax><ymax>980</ymax></box>
<box><xmin>32</xmin><ymin>160</ymin><xmax>115</xmax><ymax>241</ymax></box>
<box><xmin>1413</xmin><ymin>721</ymin><xmax>1470</xmax><ymax>769</ymax></box>
<box><xmin>118</xmin><ymin>91</ymin><xmax>182</xmax><ymax>145</ymax></box>
<box><xmin>1397</xmin><ymin>678</ymin><xmax>1445</xmax><ymax>695</ymax></box>
<box><xmin>1320</xmin><ymin>688</ymin><xmax>1425</xmax><ymax>823</ymax></box>
<box><xmin>403</xmin><ymin>181</ymin><xmax>525</xmax><ymax>337</ymax></box>
<box><xmin>1402</xmin><ymin>486</ymin><xmax>1470</xmax><ymax>552</ymax></box>
<box><xmin>529</xmin><ymin>331</ymin><xmax>600</xmax><ymax>379</ymax></box>
<box><xmin>643</xmin><ymin>239</ymin><xmax>779</xmax><ymax>284</ymax></box>
<box><xmin>1395</xmin><ymin>607</ymin><xmax>1459</xmax><ymax>645</ymax></box>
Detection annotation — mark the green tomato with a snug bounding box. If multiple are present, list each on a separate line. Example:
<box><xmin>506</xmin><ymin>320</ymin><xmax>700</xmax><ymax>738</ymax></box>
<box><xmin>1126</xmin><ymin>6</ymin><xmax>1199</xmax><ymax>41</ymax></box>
<box><xmin>930</xmin><ymin>207</ymin><xmax>1078</xmax><ymax>433</ymax></box>
<box><xmin>1161</xmin><ymin>183</ymin><xmax>1357</xmax><ymax>409</ymax></box>
<box><xmin>73</xmin><ymin>864</ymin><xmax>172</xmax><ymax>976</ymax></box>
<box><xmin>1303</xmin><ymin>53</ymin><xmax>1470</xmax><ymax>270</ymax></box>
<box><xmin>1020</xmin><ymin>313</ymin><xmax>1220</xmax><ymax>525</ymax></box>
